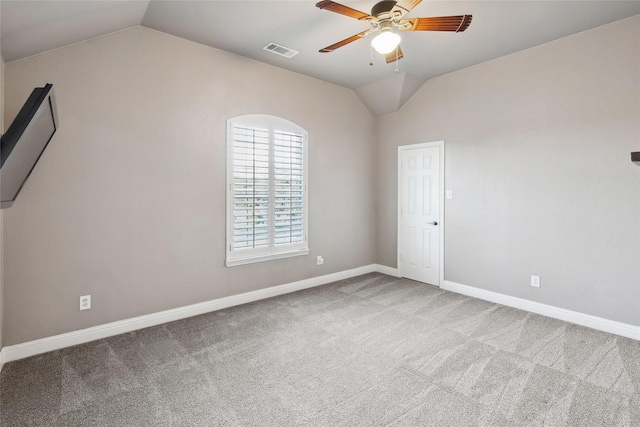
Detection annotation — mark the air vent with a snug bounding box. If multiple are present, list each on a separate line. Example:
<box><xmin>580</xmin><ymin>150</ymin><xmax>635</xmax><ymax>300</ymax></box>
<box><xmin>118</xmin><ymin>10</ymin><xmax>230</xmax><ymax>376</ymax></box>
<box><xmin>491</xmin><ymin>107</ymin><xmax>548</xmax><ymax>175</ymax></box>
<box><xmin>263</xmin><ymin>42</ymin><xmax>299</xmax><ymax>59</ymax></box>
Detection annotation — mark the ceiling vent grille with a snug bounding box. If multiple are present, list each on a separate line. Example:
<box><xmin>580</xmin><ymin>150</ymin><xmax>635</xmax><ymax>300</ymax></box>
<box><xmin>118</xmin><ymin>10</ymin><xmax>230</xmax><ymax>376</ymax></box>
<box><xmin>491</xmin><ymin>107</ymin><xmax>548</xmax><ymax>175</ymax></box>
<box><xmin>263</xmin><ymin>42</ymin><xmax>299</xmax><ymax>59</ymax></box>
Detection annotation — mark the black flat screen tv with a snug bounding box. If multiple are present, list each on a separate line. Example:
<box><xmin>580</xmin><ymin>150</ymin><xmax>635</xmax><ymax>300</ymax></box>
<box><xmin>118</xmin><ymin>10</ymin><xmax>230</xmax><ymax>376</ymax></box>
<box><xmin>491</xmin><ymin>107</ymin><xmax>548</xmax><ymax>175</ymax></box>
<box><xmin>1</xmin><ymin>83</ymin><xmax>58</xmax><ymax>208</ymax></box>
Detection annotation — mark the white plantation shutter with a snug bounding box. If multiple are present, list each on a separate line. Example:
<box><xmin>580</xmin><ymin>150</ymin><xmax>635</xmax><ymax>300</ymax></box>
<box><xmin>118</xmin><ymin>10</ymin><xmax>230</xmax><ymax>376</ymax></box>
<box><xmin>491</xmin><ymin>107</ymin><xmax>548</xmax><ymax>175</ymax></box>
<box><xmin>232</xmin><ymin>124</ymin><xmax>270</xmax><ymax>249</ymax></box>
<box><xmin>226</xmin><ymin>115</ymin><xmax>308</xmax><ymax>266</ymax></box>
<box><xmin>274</xmin><ymin>130</ymin><xmax>305</xmax><ymax>245</ymax></box>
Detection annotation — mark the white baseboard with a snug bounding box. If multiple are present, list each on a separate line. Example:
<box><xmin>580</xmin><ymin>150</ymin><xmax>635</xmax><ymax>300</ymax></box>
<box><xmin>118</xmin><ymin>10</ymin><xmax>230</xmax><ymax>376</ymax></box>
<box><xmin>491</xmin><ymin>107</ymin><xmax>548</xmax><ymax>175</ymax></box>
<box><xmin>1</xmin><ymin>264</ymin><xmax>388</xmax><ymax>365</ymax></box>
<box><xmin>442</xmin><ymin>280</ymin><xmax>640</xmax><ymax>341</ymax></box>
<box><xmin>374</xmin><ymin>264</ymin><xmax>400</xmax><ymax>277</ymax></box>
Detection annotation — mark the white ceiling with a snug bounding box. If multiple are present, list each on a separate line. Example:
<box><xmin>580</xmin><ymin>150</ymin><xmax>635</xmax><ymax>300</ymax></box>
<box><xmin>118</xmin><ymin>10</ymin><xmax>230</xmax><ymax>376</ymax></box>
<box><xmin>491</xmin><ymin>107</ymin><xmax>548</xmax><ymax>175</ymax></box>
<box><xmin>2</xmin><ymin>1</ymin><xmax>640</xmax><ymax>116</ymax></box>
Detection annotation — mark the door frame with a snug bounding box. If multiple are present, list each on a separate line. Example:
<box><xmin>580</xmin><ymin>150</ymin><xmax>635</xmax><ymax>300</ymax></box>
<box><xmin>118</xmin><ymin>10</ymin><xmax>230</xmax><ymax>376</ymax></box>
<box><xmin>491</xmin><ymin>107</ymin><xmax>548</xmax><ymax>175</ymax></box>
<box><xmin>397</xmin><ymin>141</ymin><xmax>445</xmax><ymax>286</ymax></box>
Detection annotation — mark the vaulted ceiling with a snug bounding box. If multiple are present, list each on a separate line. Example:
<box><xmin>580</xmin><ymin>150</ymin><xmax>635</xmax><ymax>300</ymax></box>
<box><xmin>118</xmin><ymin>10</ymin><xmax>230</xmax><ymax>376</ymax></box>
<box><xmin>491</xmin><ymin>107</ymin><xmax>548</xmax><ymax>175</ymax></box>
<box><xmin>2</xmin><ymin>1</ymin><xmax>640</xmax><ymax>116</ymax></box>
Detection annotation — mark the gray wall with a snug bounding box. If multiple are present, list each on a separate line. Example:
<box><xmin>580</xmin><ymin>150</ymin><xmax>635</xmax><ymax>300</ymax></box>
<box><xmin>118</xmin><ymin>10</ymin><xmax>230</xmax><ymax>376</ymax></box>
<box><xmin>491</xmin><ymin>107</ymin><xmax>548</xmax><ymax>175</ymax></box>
<box><xmin>376</xmin><ymin>16</ymin><xmax>640</xmax><ymax>326</ymax></box>
<box><xmin>2</xmin><ymin>27</ymin><xmax>375</xmax><ymax>346</ymax></box>
<box><xmin>1</xmin><ymin>52</ymin><xmax>4</xmax><ymax>350</ymax></box>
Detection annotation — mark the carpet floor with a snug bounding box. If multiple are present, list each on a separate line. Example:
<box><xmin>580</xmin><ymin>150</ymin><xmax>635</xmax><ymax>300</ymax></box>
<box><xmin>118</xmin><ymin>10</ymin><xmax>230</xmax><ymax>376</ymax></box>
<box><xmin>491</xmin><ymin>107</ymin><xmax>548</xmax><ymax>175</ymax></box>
<box><xmin>1</xmin><ymin>272</ymin><xmax>639</xmax><ymax>426</ymax></box>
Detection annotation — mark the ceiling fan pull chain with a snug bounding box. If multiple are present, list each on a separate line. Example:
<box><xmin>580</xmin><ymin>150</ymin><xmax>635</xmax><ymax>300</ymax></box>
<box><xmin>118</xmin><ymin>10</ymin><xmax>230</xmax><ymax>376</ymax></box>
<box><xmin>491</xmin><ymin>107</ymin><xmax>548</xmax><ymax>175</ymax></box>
<box><xmin>395</xmin><ymin>46</ymin><xmax>400</xmax><ymax>73</ymax></box>
<box><xmin>370</xmin><ymin>43</ymin><xmax>374</xmax><ymax>66</ymax></box>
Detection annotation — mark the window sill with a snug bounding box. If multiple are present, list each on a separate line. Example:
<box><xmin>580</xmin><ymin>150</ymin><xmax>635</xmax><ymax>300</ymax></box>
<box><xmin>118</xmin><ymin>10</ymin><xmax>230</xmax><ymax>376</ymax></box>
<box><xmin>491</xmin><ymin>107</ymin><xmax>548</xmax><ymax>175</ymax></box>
<box><xmin>225</xmin><ymin>248</ymin><xmax>310</xmax><ymax>267</ymax></box>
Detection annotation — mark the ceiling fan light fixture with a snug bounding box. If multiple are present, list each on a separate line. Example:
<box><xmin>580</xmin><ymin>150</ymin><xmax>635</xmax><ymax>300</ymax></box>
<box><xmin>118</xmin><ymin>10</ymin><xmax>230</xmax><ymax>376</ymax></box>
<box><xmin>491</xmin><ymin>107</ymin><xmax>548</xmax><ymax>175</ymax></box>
<box><xmin>371</xmin><ymin>29</ymin><xmax>401</xmax><ymax>54</ymax></box>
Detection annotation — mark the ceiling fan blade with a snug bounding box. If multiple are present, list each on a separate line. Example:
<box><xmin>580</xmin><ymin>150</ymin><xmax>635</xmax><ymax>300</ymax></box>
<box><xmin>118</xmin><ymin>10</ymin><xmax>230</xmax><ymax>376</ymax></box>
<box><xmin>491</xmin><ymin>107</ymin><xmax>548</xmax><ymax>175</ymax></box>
<box><xmin>316</xmin><ymin>0</ymin><xmax>373</xmax><ymax>21</ymax></box>
<box><xmin>406</xmin><ymin>15</ymin><xmax>472</xmax><ymax>32</ymax></box>
<box><xmin>319</xmin><ymin>29</ymin><xmax>373</xmax><ymax>52</ymax></box>
<box><xmin>393</xmin><ymin>0</ymin><xmax>423</xmax><ymax>14</ymax></box>
<box><xmin>385</xmin><ymin>46</ymin><xmax>404</xmax><ymax>64</ymax></box>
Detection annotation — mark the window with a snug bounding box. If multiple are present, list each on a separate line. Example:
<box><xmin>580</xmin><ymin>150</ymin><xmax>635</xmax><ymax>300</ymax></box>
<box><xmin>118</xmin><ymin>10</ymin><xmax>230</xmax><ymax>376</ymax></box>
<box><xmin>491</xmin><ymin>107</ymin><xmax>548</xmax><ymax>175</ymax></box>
<box><xmin>226</xmin><ymin>115</ymin><xmax>309</xmax><ymax>266</ymax></box>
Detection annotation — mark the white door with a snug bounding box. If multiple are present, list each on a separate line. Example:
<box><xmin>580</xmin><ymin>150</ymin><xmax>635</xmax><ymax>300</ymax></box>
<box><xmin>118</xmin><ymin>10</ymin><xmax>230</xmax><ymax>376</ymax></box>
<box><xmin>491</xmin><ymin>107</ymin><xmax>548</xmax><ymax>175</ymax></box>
<box><xmin>399</xmin><ymin>145</ymin><xmax>441</xmax><ymax>285</ymax></box>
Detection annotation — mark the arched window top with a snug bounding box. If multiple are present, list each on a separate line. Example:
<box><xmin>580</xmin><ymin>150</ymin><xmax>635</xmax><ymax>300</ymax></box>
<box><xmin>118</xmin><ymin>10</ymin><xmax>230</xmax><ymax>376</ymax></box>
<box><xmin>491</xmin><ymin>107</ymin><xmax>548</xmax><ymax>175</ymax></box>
<box><xmin>228</xmin><ymin>114</ymin><xmax>306</xmax><ymax>136</ymax></box>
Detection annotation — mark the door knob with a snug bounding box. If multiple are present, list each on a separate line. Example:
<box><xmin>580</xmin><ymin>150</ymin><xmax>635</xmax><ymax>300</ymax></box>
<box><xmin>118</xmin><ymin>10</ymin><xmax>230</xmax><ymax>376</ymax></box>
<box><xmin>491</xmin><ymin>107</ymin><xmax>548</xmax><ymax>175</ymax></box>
<box><xmin>427</xmin><ymin>221</ymin><xmax>438</xmax><ymax>226</ymax></box>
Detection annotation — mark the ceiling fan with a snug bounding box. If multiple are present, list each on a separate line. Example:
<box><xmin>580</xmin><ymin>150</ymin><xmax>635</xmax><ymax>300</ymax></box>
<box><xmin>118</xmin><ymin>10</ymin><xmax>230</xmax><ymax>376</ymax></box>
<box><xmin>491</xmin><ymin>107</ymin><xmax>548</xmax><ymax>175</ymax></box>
<box><xmin>316</xmin><ymin>0</ymin><xmax>472</xmax><ymax>63</ymax></box>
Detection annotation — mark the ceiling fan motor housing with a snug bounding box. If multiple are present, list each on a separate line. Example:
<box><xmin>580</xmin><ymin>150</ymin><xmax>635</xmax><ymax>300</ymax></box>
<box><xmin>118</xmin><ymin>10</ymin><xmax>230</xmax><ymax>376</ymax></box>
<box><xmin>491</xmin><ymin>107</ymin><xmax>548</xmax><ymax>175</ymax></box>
<box><xmin>371</xmin><ymin>0</ymin><xmax>397</xmax><ymax>17</ymax></box>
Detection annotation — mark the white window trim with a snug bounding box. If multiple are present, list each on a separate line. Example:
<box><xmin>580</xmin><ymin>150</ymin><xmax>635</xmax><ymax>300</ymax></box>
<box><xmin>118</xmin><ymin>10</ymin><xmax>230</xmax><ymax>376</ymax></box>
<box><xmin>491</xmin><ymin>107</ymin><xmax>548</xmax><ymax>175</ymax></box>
<box><xmin>226</xmin><ymin>114</ymin><xmax>309</xmax><ymax>267</ymax></box>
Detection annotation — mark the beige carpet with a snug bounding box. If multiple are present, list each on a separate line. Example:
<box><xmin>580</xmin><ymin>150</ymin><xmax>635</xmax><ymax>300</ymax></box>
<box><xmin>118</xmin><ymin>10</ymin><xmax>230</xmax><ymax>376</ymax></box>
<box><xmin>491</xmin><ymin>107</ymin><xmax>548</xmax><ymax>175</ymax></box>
<box><xmin>1</xmin><ymin>272</ymin><xmax>639</xmax><ymax>426</ymax></box>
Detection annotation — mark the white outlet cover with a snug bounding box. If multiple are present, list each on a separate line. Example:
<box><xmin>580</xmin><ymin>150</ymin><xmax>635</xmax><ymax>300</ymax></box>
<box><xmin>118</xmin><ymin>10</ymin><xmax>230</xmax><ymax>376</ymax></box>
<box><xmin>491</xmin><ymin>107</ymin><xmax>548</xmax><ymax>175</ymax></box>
<box><xmin>446</xmin><ymin>190</ymin><xmax>453</xmax><ymax>200</ymax></box>
<box><xmin>531</xmin><ymin>276</ymin><xmax>541</xmax><ymax>288</ymax></box>
<box><xmin>80</xmin><ymin>295</ymin><xmax>91</xmax><ymax>310</ymax></box>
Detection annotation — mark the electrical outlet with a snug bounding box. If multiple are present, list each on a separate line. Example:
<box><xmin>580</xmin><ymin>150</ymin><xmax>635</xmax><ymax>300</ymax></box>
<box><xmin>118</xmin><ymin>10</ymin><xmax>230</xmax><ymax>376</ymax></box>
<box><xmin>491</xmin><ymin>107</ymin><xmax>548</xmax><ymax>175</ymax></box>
<box><xmin>317</xmin><ymin>256</ymin><xmax>324</xmax><ymax>265</ymax></box>
<box><xmin>531</xmin><ymin>275</ymin><xmax>541</xmax><ymax>288</ymax></box>
<box><xmin>446</xmin><ymin>190</ymin><xmax>453</xmax><ymax>200</ymax></box>
<box><xmin>80</xmin><ymin>295</ymin><xmax>91</xmax><ymax>310</ymax></box>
